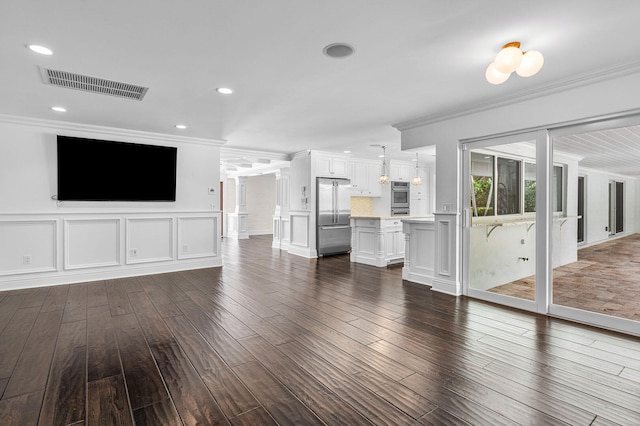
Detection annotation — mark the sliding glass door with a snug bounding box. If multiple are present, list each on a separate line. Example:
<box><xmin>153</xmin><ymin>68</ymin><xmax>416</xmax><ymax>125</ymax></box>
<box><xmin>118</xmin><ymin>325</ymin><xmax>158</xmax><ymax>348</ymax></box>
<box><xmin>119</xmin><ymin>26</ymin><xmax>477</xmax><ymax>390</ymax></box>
<box><xmin>463</xmin><ymin>133</ymin><xmax>540</xmax><ymax>311</ymax></box>
<box><xmin>463</xmin><ymin>116</ymin><xmax>640</xmax><ymax>335</ymax></box>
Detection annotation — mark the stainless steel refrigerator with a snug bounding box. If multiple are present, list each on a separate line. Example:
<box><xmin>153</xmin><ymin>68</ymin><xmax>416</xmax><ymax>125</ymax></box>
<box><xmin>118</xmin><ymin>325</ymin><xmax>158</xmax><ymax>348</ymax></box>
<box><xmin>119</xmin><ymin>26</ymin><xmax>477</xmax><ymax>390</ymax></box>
<box><xmin>316</xmin><ymin>177</ymin><xmax>351</xmax><ymax>256</ymax></box>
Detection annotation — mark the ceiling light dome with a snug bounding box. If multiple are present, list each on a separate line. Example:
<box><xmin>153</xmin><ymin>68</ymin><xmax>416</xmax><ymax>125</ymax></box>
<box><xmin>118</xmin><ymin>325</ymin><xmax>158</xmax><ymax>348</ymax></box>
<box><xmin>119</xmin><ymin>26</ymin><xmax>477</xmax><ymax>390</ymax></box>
<box><xmin>494</xmin><ymin>43</ymin><xmax>523</xmax><ymax>74</ymax></box>
<box><xmin>485</xmin><ymin>63</ymin><xmax>510</xmax><ymax>85</ymax></box>
<box><xmin>486</xmin><ymin>41</ymin><xmax>544</xmax><ymax>85</ymax></box>
<box><xmin>516</xmin><ymin>50</ymin><xmax>544</xmax><ymax>77</ymax></box>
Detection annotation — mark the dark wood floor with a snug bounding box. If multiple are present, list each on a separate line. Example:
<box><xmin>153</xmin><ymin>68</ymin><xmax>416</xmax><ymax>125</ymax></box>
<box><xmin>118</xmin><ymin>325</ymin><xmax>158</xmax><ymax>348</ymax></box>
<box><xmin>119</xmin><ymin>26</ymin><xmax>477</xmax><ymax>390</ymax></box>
<box><xmin>1</xmin><ymin>236</ymin><xmax>640</xmax><ymax>425</ymax></box>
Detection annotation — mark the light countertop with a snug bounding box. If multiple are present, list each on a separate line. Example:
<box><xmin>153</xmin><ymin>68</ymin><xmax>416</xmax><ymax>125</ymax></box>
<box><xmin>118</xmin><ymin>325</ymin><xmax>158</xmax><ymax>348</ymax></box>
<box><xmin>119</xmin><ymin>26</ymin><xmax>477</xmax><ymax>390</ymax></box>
<box><xmin>350</xmin><ymin>215</ymin><xmax>434</xmax><ymax>220</ymax></box>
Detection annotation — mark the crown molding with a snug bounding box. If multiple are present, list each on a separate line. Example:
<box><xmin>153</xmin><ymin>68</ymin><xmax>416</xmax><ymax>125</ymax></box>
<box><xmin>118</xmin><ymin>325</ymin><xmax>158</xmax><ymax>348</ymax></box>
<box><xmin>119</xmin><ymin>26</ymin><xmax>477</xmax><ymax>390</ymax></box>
<box><xmin>220</xmin><ymin>147</ymin><xmax>290</xmax><ymax>162</ymax></box>
<box><xmin>393</xmin><ymin>60</ymin><xmax>640</xmax><ymax>132</ymax></box>
<box><xmin>0</xmin><ymin>114</ymin><xmax>227</xmax><ymax>147</ymax></box>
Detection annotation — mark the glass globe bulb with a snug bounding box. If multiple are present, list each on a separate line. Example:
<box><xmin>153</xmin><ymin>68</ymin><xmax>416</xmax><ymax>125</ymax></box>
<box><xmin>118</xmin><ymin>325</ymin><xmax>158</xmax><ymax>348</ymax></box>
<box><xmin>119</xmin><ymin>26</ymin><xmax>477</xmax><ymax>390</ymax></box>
<box><xmin>485</xmin><ymin>63</ymin><xmax>510</xmax><ymax>85</ymax></box>
<box><xmin>379</xmin><ymin>174</ymin><xmax>389</xmax><ymax>184</ymax></box>
<box><xmin>494</xmin><ymin>46</ymin><xmax>523</xmax><ymax>74</ymax></box>
<box><xmin>516</xmin><ymin>50</ymin><xmax>544</xmax><ymax>77</ymax></box>
<box><xmin>411</xmin><ymin>176</ymin><xmax>422</xmax><ymax>186</ymax></box>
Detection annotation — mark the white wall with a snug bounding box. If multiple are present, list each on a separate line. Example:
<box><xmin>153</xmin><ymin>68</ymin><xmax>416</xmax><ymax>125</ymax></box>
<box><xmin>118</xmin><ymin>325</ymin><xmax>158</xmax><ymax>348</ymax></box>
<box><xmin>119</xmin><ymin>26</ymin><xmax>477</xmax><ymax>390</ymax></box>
<box><xmin>246</xmin><ymin>174</ymin><xmax>276</xmax><ymax>235</ymax></box>
<box><xmin>0</xmin><ymin>117</ymin><xmax>224</xmax><ymax>290</ymax></box>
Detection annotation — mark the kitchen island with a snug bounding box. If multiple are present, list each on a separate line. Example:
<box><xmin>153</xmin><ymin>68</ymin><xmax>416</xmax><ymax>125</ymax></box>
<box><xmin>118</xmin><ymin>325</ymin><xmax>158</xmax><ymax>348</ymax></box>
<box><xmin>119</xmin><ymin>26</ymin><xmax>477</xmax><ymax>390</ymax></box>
<box><xmin>401</xmin><ymin>216</ymin><xmax>435</xmax><ymax>285</ymax></box>
<box><xmin>350</xmin><ymin>215</ymin><xmax>432</xmax><ymax>268</ymax></box>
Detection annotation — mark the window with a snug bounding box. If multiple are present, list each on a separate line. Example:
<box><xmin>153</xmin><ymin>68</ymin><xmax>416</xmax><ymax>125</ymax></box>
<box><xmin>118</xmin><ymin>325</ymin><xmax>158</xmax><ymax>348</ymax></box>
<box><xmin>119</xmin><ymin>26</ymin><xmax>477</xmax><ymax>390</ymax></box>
<box><xmin>470</xmin><ymin>153</ymin><xmax>494</xmax><ymax>216</ymax></box>
<box><xmin>552</xmin><ymin>165</ymin><xmax>563</xmax><ymax>213</ymax></box>
<box><xmin>497</xmin><ymin>158</ymin><xmax>521</xmax><ymax>215</ymax></box>
<box><xmin>471</xmin><ymin>152</ymin><xmax>565</xmax><ymax>218</ymax></box>
<box><xmin>524</xmin><ymin>162</ymin><xmax>536</xmax><ymax>213</ymax></box>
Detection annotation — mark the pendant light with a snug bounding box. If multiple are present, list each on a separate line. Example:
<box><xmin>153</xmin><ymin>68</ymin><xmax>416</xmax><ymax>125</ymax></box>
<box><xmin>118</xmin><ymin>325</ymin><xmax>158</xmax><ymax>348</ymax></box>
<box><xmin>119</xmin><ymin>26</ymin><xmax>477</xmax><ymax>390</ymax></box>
<box><xmin>411</xmin><ymin>153</ymin><xmax>422</xmax><ymax>185</ymax></box>
<box><xmin>379</xmin><ymin>145</ymin><xmax>389</xmax><ymax>184</ymax></box>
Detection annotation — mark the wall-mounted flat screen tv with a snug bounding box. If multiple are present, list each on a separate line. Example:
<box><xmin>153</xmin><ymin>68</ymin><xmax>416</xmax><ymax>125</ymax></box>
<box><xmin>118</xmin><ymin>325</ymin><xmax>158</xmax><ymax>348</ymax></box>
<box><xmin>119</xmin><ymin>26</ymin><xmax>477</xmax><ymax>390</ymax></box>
<box><xmin>57</xmin><ymin>135</ymin><xmax>177</xmax><ymax>201</ymax></box>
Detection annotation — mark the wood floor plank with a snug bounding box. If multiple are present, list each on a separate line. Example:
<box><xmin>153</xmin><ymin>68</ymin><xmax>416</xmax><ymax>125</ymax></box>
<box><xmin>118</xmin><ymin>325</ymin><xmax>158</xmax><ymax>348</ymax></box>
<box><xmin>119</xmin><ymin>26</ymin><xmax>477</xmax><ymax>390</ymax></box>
<box><xmin>0</xmin><ymin>391</ymin><xmax>43</xmax><ymax>425</ymax></box>
<box><xmin>40</xmin><ymin>285</ymin><xmax>69</xmax><ymax>313</ymax></box>
<box><xmin>620</xmin><ymin>367</ymin><xmax>640</xmax><ymax>383</ymax></box>
<box><xmin>149</xmin><ymin>339</ymin><xmax>230</xmax><ymax>425</ymax></box>
<box><xmin>232</xmin><ymin>361</ymin><xmax>325</xmax><ymax>425</ymax></box>
<box><xmin>277</xmin><ymin>340</ymin><xmax>422</xmax><ymax>425</ymax></box>
<box><xmin>62</xmin><ymin>283</ymin><xmax>88</xmax><ymax>323</ymax></box>
<box><xmin>229</xmin><ymin>407</ymin><xmax>277</xmax><ymax>426</ymax></box>
<box><xmin>0</xmin><ymin>295</ymin><xmax>28</xmax><ymax>335</ymax></box>
<box><xmin>239</xmin><ymin>334</ymin><xmax>374</xmax><ymax>425</ymax></box>
<box><xmin>186</xmin><ymin>290</ymin><xmax>257</xmax><ymax>340</ymax></box>
<box><xmin>87</xmin><ymin>375</ymin><xmax>133</xmax><ymax>426</ymax></box>
<box><xmin>419</xmin><ymin>408</ymin><xmax>472</xmax><ymax>426</ymax></box>
<box><xmin>86</xmin><ymin>305</ymin><xmax>121</xmax><ymax>382</ymax></box>
<box><xmin>268</xmin><ymin>307</ymin><xmax>415</xmax><ymax>382</ymax></box>
<box><xmin>86</xmin><ymin>280</ymin><xmax>108</xmax><ymax>308</ymax></box>
<box><xmin>131</xmin><ymin>399</ymin><xmax>181</xmax><ymax>426</ymax></box>
<box><xmin>39</xmin><ymin>320</ymin><xmax>87</xmax><ymax>426</ymax></box>
<box><xmin>3</xmin><ymin>310</ymin><xmax>62</xmax><ymax>399</ymax></box>
<box><xmin>19</xmin><ymin>287</ymin><xmax>50</xmax><ymax>309</ymax></box>
<box><xmin>174</xmin><ymin>298</ymin><xmax>256</xmax><ymax>367</ymax></box>
<box><xmin>112</xmin><ymin>313</ymin><xmax>169</xmax><ymax>410</ymax></box>
<box><xmin>106</xmin><ymin>279</ymin><xmax>134</xmax><ymax>316</ymax></box>
<box><xmin>163</xmin><ymin>315</ymin><xmax>260</xmax><ymax>418</ymax></box>
<box><xmin>138</xmin><ymin>277</ymin><xmax>182</xmax><ymax>318</ymax></box>
<box><xmin>128</xmin><ymin>291</ymin><xmax>173</xmax><ymax>344</ymax></box>
<box><xmin>0</xmin><ymin>307</ymin><xmax>39</xmax><ymax>379</ymax></box>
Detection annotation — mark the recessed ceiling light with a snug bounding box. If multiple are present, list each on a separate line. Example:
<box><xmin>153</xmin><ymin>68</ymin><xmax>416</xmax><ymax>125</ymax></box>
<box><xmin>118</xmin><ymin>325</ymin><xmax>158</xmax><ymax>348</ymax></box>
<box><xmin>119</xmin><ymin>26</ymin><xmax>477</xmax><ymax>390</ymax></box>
<box><xmin>51</xmin><ymin>106</ymin><xmax>66</xmax><ymax>112</ymax></box>
<box><xmin>216</xmin><ymin>87</ymin><xmax>233</xmax><ymax>95</ymax></box>
<box><xmin>323</xmin><ymin>43</ymin><xmax>355</xmax><ymax>59</ymax></box>
<box><xmin>175</xmin><ymin>124</ymin><xmax>187</xmax><ymax>129</ymax></box>
<box><xmin>411</xmin><ymin>158</ymin><xmax>418</xmax><ymax>162</ymax></box>
<box><xmin>343</xmin><ymin>150</ymin><xmax>351</xmax><ymax>154</ymax></box>
<box><xmin>28</xmin><ymin>44</ymin><xmax>53</xmax><ymax>55</ymax></box>
<box><xmin>378</xmin><ymin>154</ymin><xmax>385</xmax><ymax>158</ymax></box>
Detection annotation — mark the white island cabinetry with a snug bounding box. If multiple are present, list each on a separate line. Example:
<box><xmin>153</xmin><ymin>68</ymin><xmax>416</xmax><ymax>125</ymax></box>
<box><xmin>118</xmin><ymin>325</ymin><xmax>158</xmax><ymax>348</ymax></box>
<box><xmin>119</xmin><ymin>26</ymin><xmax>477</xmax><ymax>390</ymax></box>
<box><xmin>350</xmin><ymin>216</ymin><xmax>405</xmax><ymax>267</ymax></box>
<box><xmin>401</xmin><ymin>217</ymin><xmax>435</xmax><ymax>286</ymax></box>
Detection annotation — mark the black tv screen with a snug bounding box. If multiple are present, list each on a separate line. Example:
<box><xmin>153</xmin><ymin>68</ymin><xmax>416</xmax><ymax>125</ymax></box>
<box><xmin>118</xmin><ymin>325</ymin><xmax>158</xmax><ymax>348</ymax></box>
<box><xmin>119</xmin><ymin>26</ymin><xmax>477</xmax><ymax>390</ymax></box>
<box><xmin>57</xmin><ymin>136</ymin><xmax>177</xmax><ymax>201</ymax></box>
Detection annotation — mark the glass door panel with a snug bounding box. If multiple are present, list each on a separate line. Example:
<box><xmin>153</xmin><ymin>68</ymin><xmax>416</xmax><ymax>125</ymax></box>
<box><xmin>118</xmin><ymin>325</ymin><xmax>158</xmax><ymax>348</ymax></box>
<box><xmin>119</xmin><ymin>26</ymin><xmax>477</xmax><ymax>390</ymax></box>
<box><xmin>466</xmin><ymin>140</ymin><xmax>537</xmax><ymax>304</ymax></box>
<box><xmin>552</xmin><ymin>125</ymin><xmax>640</xmax><ymax>328</ymax></box>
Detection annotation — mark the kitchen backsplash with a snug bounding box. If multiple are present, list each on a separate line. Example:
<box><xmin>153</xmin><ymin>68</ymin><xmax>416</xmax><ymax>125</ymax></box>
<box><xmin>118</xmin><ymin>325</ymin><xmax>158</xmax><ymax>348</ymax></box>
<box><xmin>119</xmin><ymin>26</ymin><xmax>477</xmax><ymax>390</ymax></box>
<box><xmin>350</xmin><ymin>196</ymin><xmax>373</xmax><ymax>216</ymax></box>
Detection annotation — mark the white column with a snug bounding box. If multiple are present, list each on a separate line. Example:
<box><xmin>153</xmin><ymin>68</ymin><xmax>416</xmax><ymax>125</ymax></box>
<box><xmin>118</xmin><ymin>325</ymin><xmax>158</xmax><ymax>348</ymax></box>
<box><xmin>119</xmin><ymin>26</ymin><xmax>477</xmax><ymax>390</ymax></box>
<box><xmin>228</xmin><ymin>176</ymin><xmax>249</xmax><ymax>239</ymax></box>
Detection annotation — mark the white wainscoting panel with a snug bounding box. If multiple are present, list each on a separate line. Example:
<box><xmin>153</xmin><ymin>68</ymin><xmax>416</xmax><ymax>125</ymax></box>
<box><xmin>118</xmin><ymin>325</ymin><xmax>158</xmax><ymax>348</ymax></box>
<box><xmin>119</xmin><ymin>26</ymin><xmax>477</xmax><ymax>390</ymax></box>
<box><xmin>290</xmin><ymin>213</ymin><xmax>309</xmax><ymax>248</ymax></box>
<box><xmin>64</xmin><ymin>218</ymin><xmax>120</xmax><ymax>270</ymax></box>
<box><xmin>126</xmin><ymin>217</ymin><xmax>174</xmax><ymax>264</ymax></box>
<box><xmin>177</xmin><ymin>216</ymin><xmax>218</xmax><ymax>259</ymax></box>
<box><xmin>0</xmin><ymin>220</ymin><xmax>57</xmax><ymax>276</ymax></box>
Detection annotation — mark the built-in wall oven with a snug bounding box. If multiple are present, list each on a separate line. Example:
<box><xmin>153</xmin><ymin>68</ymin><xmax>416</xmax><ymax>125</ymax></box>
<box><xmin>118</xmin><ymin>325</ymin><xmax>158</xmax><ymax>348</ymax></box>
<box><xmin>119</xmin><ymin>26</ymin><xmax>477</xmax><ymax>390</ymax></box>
<box><xmin>391</xmin><ymin>181</ymin><xmax>410</xmax><ymax>215</ymax></box>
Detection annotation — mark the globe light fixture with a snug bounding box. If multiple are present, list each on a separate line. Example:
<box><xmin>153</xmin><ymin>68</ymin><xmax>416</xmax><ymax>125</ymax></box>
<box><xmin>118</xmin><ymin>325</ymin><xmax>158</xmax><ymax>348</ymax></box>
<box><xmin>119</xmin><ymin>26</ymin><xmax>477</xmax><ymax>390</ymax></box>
<box><xmin>486</xmin><ymin>41</ymin><xmax>544</xmax><ymax>85</ymax></box>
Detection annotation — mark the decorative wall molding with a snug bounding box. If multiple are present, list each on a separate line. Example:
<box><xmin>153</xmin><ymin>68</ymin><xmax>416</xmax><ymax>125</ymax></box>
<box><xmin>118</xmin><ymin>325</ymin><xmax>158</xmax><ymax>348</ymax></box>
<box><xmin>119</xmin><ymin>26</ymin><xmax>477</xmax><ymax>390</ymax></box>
<box><xmin>0</xmin><ymin>212</ymin><xmax>222</xmax><ymax>291</ymax></box>
<box><xmin>177</xmin><ymin>216</ymin><xmax>219</xmax><ymax>259</ymax></box>
<box><xmin>64</xmin><ymin>218</ymin><xmax>121</xmax><ymax>270</ymax></box>
<box><xmin>126</xmin><ymin>217</ymin><xmax>174</xmax><ymax>265</ymax></box>
<box><xmin>0</xmin><ymin>219</ymin><xmax>58</xmax><ymax>276</ymax></box>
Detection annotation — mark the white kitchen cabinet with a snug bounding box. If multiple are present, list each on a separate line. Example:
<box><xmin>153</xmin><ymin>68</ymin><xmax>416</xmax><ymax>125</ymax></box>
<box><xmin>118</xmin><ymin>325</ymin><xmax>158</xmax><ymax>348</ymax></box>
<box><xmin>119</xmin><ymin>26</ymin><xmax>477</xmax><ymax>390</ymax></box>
<box><xmin>350</xmin><ymin>161</ymin><xmax>381</xmax><ymax>197</ymax></box>
<box><xmin>389</xmin><ymin>160</ymin><xmax>414</xmax><ymax>182</ymax></box>
<box><xmin>410</xmin><ymin>166</ymin><xmax>429</xmax><ymax>216</ymax></box>
<box><xmin>350</xmin><ymin>217</ymin><xmax>404</xmax><ymax>266</ymax></box>
<box><xmin>316</xmin><ymin>154</ymin><xmax>349</xmax><ymax>178</ymax></box>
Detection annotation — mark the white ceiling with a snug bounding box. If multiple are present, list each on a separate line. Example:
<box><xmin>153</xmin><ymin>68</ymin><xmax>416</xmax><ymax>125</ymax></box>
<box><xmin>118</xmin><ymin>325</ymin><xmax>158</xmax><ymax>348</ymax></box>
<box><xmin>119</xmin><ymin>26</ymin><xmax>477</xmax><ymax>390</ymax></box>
<box><xmin>2</xmin><ymin>1</ymin><xmax>640</xmax><ymax>167</ymax></box>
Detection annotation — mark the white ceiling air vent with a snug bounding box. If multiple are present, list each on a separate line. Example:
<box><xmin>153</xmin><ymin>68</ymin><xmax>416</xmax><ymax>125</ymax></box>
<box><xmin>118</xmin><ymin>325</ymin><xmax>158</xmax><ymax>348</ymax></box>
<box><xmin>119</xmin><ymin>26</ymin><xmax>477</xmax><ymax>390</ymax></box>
<box><xmin>39</xmin><ymin>67</ymin><xmax>148</xmax><ymax>100</ymax></box>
